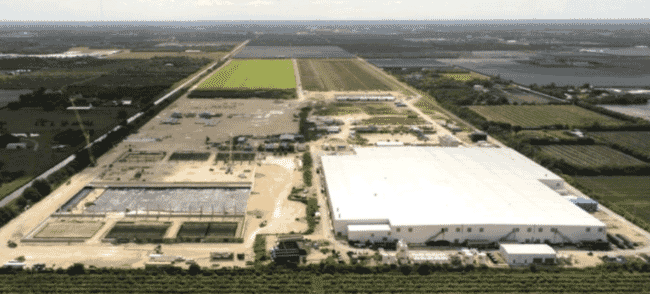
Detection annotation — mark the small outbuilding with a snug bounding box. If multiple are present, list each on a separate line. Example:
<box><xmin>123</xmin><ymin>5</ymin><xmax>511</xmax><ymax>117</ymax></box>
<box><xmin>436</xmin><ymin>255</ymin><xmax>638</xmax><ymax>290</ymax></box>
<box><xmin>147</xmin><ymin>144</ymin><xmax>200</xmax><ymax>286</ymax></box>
<box><xmin>499</xmin><ymin>244</ymin><xmax>556</xmax><ymax>265</ymax></box>
<box><xmin>469</xmin><ymin>131</ymin><xmax>488</xmax><ymax>142</ymax></box>
<box><xmin>570</xmin><ymin>198</ymin><xmax>598</xmax><ymax>213</ymax></box>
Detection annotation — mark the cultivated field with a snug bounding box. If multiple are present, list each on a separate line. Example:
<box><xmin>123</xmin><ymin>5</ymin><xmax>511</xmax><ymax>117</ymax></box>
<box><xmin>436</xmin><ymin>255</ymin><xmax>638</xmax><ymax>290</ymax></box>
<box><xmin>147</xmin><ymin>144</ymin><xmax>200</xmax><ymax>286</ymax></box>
<box><xmin>34</xmin><ymin>220</ymin><xmax>104</xmax><ymax>239</ymax></box>
<box><xmin>468</xmin><ymin>105</ymin><xmax>626</xmax><ymax>128</ymax></box>
<box><xmin>588</xmin><ymin>132</ymin><xmax>650</xmax><ymax>160</ymax></box>
<box><xmin>298</xmin><ymin>59</ymin><xmax>397</xmax><ymax>91</ymax></box>
<box><xmin>198</xmin><ymin>59</ymin><xmax>296</xmax><ymax>90</ymax></box>
<box><xmin>441</xmin><ymin>72</ymin><xmax>489</xmax><ymax>81</ymax></box>
<box><xmin>177</xmin><ymin>222</ymin><xmax>238</xmax><ymax>239</ymax></box>
<box><xmin>105</xmin><ymin>49</ymin><xmax>226</xmax><ymax>60</ymax></box>
<box><xmin>538</xmin><ymin>145</ymin><xmax>648</xmax><ymax>168</ymax></box>
<box><xmin>314</xmin><ymin>102</ymin><xmax>410</xmax><ymax>116</ymax></box>
<box><xmin>575</xmin><ymin>176</ymin><xmax>650</xmax><ymax>224</ymax></box>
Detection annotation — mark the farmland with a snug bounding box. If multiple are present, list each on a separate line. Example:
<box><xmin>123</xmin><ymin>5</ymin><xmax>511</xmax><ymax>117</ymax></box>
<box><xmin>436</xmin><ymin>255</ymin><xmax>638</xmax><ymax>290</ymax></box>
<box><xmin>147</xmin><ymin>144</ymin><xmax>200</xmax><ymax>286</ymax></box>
<box><xmin>298</xmin><ymin>59</ymin><xmax>397</xmax><ymax>91</ymax></box>
<box><xmin>441</xmin><ymin>72</ymin><xmax>490</xmax><ymax>81</ymax></box>
<box><xmin>234</xmin><ymin>46</ymin><xmax>355</xmax><ymax>59</ymax></box>
<box><xmin>468</xmin><ymin>105</ymin><xmax>626</xmax><ymax>128</ymax></box>
<box><xmin>197</xmin><ymin>60</ymin><xmax>295</xmax><ymax>90</ymax></box>
<box><xmin>105</xmin><ymin>50</ymin><xmax>226</xmax><ymax>60</ymax></box>
<box><xmin>575</xmin><ymin>176</ymin><xmax>650</xmax><ymax>224</ymax></box>
<box><xmin>588</xmin><ymin>132</ymin><xmax>650</xmax><ymax>161</ymax></box>
<box><xmin>538</xmin><ymin>145</ymin><xmax>648</xmax><ymax>169</ymax></box>
<box><xmin>1</xmin><ymin>270</ymin><xmax>650</xmax><ymax>293</ymax></box>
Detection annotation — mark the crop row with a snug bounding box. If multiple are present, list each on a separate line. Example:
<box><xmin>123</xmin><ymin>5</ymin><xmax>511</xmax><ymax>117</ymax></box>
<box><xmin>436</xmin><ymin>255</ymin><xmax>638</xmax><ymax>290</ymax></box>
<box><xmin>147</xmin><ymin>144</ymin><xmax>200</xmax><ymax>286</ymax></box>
<box><xmin>468</xmin><ymin>105</ymin><xmax>626</xmax><ymax>128</ymax></box>
<box><xmin>539</xmin><ymin>145</ymin><xmax>647</xmax><ymax>168</ymax></box>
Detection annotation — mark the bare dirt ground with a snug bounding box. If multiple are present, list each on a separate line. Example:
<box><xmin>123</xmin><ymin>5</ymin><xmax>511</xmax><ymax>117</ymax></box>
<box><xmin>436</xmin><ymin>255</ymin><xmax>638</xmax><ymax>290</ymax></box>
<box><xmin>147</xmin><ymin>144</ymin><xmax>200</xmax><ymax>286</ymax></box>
<box><xmin>363</xmin><ymin>134</ymin><xmax>423</xmax><ymax>145</ymax></box>
<box><xmin>305</xmin><ymin>90</ymin><xmax>408</xmax><ymax>102</ymax></box>
<box><xmin>592</xmin><ymin>210</ymin><xmax>650</xmax><ymax>246</ymax></box>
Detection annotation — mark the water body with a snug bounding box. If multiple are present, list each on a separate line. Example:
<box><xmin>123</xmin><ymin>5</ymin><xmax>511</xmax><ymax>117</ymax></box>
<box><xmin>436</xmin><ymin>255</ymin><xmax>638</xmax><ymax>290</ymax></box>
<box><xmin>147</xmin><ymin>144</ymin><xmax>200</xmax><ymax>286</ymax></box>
<box><xmin>601</xmin><ymin>101</ymin><xmax>650</xmax><ymax>122</ymax></box>
<box><xmin>438</xmin><ymin>59</ymin><xmax>650</xmax><ymax>87</ymax></box>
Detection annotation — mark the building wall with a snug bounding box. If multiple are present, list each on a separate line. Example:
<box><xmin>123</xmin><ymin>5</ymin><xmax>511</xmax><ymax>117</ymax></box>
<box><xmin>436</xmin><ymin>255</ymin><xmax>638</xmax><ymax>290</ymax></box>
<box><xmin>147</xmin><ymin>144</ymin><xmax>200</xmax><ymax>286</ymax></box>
<box><xmin>336</xmin><ymin>222</ymin><xmax>606</xmax><ymax>244</ymax></box>
<box><xmin>500</xmin><ymin>250</ymin><xmax>556</xmax><ymax>265</ymax></box>
<box><xmin>348</xmin><ymin>229</ymin><xmax>393</xmax><ymax>242</ymax></box>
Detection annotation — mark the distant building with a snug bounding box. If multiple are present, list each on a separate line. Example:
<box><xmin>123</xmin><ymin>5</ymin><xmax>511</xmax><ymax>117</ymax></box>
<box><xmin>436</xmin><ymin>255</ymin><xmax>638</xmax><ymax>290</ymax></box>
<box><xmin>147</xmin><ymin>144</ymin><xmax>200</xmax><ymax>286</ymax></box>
<box><xmin>5</xmin><ymin>142</ymin><xmax>27</xmax><ymax>149</ymax></box>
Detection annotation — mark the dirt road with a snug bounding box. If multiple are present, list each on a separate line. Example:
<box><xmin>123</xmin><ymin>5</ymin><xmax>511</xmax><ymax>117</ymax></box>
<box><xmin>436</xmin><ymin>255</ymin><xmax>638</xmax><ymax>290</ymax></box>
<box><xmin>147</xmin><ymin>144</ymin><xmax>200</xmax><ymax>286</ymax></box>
<box><xmin>292</xmin><ymin>59</ymin><xmax>306</xmax><ymax>102</ymax></box>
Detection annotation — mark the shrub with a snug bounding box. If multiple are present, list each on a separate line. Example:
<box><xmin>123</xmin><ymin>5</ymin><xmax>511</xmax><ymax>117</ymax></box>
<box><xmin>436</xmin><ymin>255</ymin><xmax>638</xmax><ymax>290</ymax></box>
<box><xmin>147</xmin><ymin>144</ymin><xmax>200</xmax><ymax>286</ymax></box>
<box><xmin>31</xmin><ymin>179</ymin><xmax>51</xmax><ymax>197</ymax></box>
<box><xmin>21</xmin><ymin>187</ymin><xmax>42</xmax><ymax>203</ymax></box>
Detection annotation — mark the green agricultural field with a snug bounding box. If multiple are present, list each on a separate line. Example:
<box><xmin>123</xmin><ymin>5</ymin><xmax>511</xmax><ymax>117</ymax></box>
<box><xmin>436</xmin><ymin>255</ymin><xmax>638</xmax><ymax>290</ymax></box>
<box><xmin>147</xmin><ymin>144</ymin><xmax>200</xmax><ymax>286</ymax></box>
<box><xmin>298</xmin><ymin>59</ymin><xmax>397</xmax><ymax>91</ymax></box>
<box><xmin>198</xmin><ymin>59</ymin><xmax>296</xmax><ymax>90</ymax></box>
<box><xmin>468</xmin><ymin>105</ymin><xmax>625</xmax><ymax>128</ymax></box>
<box><xmin>0</xmin><ymin>176</ymin><xmax>33</xmax><ymax>202</ymax></box>
<box><xmin>538</xmin><ymin>145</ymin><xmax>648</xmax><ymax>169</ymax></box>
<box><xmin>588</xmin><ymin>132</ymin><xmax>650</xmax><ymax>161</ymax></box>
<box><xmin>441</xmin><ymin>72</ymin><xmax>489</xmax><ymax>81</ymax></box>
<box><xmin>575</xmin><ymin>176</ymin><xmax>650</xmax><ymax>224</ymax></box>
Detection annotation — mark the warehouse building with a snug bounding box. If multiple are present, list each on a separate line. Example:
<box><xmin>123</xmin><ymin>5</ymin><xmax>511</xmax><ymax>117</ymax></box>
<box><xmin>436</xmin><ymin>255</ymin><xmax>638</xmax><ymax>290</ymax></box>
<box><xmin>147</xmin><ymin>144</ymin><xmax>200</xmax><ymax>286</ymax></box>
<box><xmin>500</xmin><ymin>244</ymin><xmax>556</xmax><ymax>265</ymax></box>
<box><xmin>321</xmin><ymin>147</ymin><xmax>606</xmax><ymax>246</ymax></box>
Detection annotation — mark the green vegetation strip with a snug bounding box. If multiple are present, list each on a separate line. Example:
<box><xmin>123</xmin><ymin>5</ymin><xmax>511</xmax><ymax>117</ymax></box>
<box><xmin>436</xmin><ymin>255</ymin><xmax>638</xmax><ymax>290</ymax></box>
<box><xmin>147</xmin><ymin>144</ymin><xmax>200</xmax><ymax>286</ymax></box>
<box><xmin>468</xmin><ymin>105</ymin><xmax>625</xmax><ymax>128</ymax></box>
<box><xmin>1</xmin><ymin>269</ymin><xmax>650</xmax><ymax>293</ymax></box>
<box><xmin>0</xmin><ymin>176</ymin><xmax>33</xmax><ymax>202</ymax></box>
<box><xmin>198</xmin><ymin>59</ymin><xmax>296</xmax><ymax>90</ymax></box>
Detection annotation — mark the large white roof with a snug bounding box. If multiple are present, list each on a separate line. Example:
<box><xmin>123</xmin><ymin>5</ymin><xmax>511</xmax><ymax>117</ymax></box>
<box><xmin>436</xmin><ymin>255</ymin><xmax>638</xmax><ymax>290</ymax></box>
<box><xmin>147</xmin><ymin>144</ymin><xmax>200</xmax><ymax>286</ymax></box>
<box><xmin>500</xmin><ymin>244</ymin><xmax>556</xmax><ymax>255</ymax></box>
<box><xmin>321</xmin><ymin>147</ymin><xmax>604</xmax><ymax>227</ymax></box>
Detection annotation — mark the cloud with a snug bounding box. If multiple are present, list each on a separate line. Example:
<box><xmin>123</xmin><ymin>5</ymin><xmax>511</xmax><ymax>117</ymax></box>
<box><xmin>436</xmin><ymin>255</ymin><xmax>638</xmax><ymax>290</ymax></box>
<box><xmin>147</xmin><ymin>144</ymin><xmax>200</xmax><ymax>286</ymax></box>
<box><xmin>247</xmin><ymin>0</ymin><xmax>274</xmax><ymax>6</ymax></box>
<box><xmin>196</xmin><ymin>0</ymin><xmax>233</xmax><ymax>6</ymax></box>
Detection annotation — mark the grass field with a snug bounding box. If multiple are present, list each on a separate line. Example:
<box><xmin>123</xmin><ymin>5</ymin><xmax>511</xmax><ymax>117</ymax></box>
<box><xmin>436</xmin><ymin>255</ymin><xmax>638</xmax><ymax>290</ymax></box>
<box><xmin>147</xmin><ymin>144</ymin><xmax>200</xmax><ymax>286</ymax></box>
<box><xmin>198</xmin><ymin>59</ymin><xmax>295</xmax><ymax>90</ymax></box>
<box><xmin>0</xmin><ymin>176</ymin><xmax>33</xmax><ymax>202</ymax></box>
<box><xmin>468</xmin><ymin>105</ymin><xmax>625</xmax><ymax>128</ymax></box>
<box><xmin>34</xmin><ymin>221</ymin><xmax>104</xmax><ymax>238</ymax></box>
<box><xmin>575</xmin><ymin>176</ymin><xmax>650</xmax><ymax>224</ymax></box>
<box><xmin>538</xmin><ymin>145</ymin><xmax>648</xmax><ymax>168</ymax></box>
<box><xmin>588</xmin><ymin>132</ymin><xmax>650</xmax><ymax>160</ymax></box>
<box><xmin>441</xmin><ymin>72</ymin><xmax>489</xmax><ymax>81</ymax></box>
<box><xmin>298</xmin><ymin>59</ymin><xmax>396</xmax><ymax>91</ymax></box>
<box><xmin>105</xmin><ymin>50</ymin><xmax>226</xmax><ymax>60</ymax></box>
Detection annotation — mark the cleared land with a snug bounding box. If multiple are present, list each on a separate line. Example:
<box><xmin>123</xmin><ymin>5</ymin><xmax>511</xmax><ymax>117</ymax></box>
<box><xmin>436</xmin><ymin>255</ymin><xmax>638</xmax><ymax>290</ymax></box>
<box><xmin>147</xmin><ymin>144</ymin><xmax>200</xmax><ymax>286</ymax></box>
<box><xmin>575</xmin><ymin>176</ymin><xmax>650</xmax><ymax>224</ymax></box>
<box><xmin>198</xmin><ymin>59</ymin><xmax>296</xmax><ymax>90</ymax></box>
<box><xmin>588</xmin><ymin>132</ymin><xmax>650</xmax><ymax>160</ymax></box>
<box><xmin>538</xmin><ymin>145</ymin><xmax>648</xmax><ymax>168</ymax></box>
<box><xmin>468</xmin><ymin>105</ymin><xmax>625</xmax><ymax>128</ymax></box>
<box><xmin>298</xmin><ymin>59</ymin><xmax>396</xmax><ymax>91</ymax></box>
<box><xmin>314</xmin><ymin>102</ymin><xmax>408</xmax><ymax>116</ymax></box>
<box><xmin>34</xmin><ymin>221</ymin><xmax>104</xmax><ymax>239</ymax></box>
<box><xmin>105</xmin><ymin>50</ymin><xmax>226</xmax><ymax>60</ymax></box>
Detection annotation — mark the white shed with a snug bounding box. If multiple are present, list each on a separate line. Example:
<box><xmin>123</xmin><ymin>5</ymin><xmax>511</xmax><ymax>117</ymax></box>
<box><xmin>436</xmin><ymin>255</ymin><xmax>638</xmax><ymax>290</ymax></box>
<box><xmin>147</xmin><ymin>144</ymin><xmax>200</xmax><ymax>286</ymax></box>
<box><xmin>500</xmin><ymin>244</ymin><xmax>556</xmax><ymax>265</ymax></box>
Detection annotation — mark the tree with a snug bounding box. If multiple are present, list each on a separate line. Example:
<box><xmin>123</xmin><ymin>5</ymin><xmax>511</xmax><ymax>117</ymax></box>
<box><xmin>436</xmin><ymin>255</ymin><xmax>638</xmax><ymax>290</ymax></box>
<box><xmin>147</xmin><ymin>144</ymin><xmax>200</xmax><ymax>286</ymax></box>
<box><xmin>32</xmin><ymin>179</ymin><xmax>52</xmax><ymax>197</ymax></box>
<box><xmin>118</xmin><ymin>110</ymin><xmax>128</xmax><ymax>120</ymax></box>
<box><xmin>22</xmin><ymin>187</ymin><xmax>42</xmax><ymax>203</ymax></box>
<box><xmin>188</xmin><ymin>263</ymin><xmax>201</xmax><ymax>275</ymax></box>
<box><xmin>67</xmin><ymin>263</ymin><xmax>86</xmax><ymax>275</ymax></box>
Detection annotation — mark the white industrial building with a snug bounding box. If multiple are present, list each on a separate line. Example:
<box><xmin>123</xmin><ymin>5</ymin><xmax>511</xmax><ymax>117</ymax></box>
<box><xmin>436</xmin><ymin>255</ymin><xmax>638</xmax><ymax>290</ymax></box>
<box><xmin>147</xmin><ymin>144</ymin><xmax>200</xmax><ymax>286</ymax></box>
<box><xmin>500</xmin><ymin>244</ymin><xmax>556</xmax><ymax>265</ymax></box>
<box><xmin>320</xmin><ymin>147</ymin><xmax>606</xmax><ymax>245</ymax></box>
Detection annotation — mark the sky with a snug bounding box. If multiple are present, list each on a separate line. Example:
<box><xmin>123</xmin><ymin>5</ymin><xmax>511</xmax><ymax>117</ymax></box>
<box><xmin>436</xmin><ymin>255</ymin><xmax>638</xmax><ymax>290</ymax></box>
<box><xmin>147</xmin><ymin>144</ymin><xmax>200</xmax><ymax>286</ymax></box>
<box><xmin>0</xmin><ymin>0</ymin><xmax>648</xmax><ymax>21</ymax></box>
